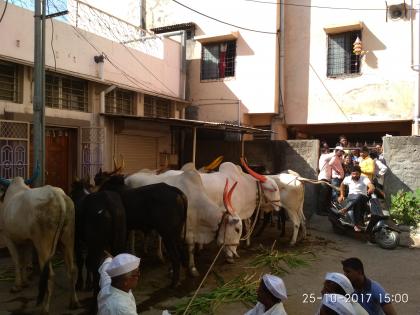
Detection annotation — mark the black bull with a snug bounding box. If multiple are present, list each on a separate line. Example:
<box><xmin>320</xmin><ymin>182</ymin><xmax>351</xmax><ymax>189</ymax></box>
<box><xmin>96</xmin><ymin>173</ymin><xmax>188</xmax><ymax>287</ymax></box>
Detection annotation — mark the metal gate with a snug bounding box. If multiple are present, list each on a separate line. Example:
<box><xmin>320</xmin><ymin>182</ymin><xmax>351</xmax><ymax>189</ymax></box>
<box><xmin>0</xmin><ymin>120</ymin><xmax>30</xmax><ymax>179</ymax></box>
<box><xmin>81</xmin><ymin>127</ymin><xmax>104</xmax><ymax>179</ymax></box>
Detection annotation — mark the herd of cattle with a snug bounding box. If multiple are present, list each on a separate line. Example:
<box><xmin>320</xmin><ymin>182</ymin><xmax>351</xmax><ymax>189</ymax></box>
<box><xmin>0</xmin><ymin>157</ymin><xmax>310</xmax><ymax>314</ymax></box>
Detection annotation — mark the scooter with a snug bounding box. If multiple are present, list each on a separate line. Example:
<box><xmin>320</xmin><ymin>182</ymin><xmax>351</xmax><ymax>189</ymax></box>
<box><xmin>329</xmin><ymin>193</ymin><xmax>401</xmax><ymax>249</ymax></box>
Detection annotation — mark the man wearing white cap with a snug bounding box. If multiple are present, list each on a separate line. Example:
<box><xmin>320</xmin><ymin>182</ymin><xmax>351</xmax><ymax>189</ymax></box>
<box><xmin>319</xmin><ymin>273</ymin><xmax>367</xmax><ymax>315</ymax></box>
<box><xmin>245</xmin><ymin>274</ymin><xmax>288</xmax><ymax>315</ymax></box>
<box><xmin>97</xmin><ymin>253</ymin><xmax>141</xmax><ymax>315</ymax></box>
<box><xmin>320</xmin><ymin>294</ymin><xmax>356</xmax><ymax>315</ymax></box>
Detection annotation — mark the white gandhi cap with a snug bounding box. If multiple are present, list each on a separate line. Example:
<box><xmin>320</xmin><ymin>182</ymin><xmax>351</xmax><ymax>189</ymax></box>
<box><xmin>106</xmin><ymin>253</ymin><xmax>141</xmax><ymax>278</ymax></box>
<box><xmin>325</xmin><ymin>272</ymin><xmax>354</xmax><ymax>295</ymax></box>
<box><xmin>322</xmin><ymin>294</ymin><xmax>356</xmax><ymax>315</ymax></box>
<box><xmin>262</xmin><ymin>274</ymin><xmax>287</xmax><ymax>301</ymax></box>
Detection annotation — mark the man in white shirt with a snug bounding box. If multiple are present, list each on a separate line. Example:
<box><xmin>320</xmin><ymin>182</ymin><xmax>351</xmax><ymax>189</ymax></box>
<box><xmin>318</xmin><ymin>272</ymin><xmax>368</xmax><ymax>315</ymax></box>
<box><xmin>245</xmin><ymin>274</ymin><xmax>288</xmax><ymax>315</ymax></box>
<box><xmin>317</xmin><ymin>145</ymin><xmax>334</xmax><ymax>215</ymax></box>
<box><xmin>338</xmin><ymin>166</ymin><xmax>375</xmax><ymax>232</ymax></box>
<box><xmin>97</xmin><ymin>253</ymin><xmax>141</xmax><ymax>315</ymax></box>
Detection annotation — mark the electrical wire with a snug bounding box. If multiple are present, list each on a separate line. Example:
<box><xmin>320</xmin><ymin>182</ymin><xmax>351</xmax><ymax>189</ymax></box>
<box><xmin>47</xmin><ymin>0</ymin><xmax>57</xmax><ymax>71</ymax></box>
<box><xmin>171</xmin><ymin>0</ymin><xmax>277</xmax><ymax>34</ymax></box>
<box><xmin>0</xmin><ymin>0</ymin><xmax>9</xmax><ymax>24</ymax></box>
<box><xmin>241</xmin><ymin>0</ymin><xmax>418</xmax><ymax>11</ymax></box>
<box><xmin>87</xmin><ymin>6</ymin><xmax>178</xmax><ymax>96</ymax></box>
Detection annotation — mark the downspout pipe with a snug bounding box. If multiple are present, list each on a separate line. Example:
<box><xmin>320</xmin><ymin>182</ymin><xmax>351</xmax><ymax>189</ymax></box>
<box><xmin>162</xmin><ymin>30</ymin><xmax>187</xmax><ymax>101</ymax></box>
<box><xmin>410</xmin><ymin>0</ymin><xmax>420</xmax><ymax>135</ymax></box>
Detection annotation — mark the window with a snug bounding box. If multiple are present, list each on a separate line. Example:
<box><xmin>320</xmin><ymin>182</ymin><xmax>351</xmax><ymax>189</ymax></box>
<box><xmin>144</xmin><ymin>95</ymin><xmax>171</xmax><ymax>118</ymax></box>
<box><xmin>201</xmin><ymin>41</ymin><xmax>236</xmax><ymax>80</ymax></box>
<box><xmin>327</xmin><ymin>31</ymin><xmax>361</xmax><ymax>77</ymax></box>
<box><xmin>0</xmin><ymin>61</ymin><xmax>19</xmax><ymax>102</ymax></box>
<box><xmin>46</xmin><ymin>73</ymin><xmax>88</xmax><ymax>111</ymax></box>
<box><xmin>105</xmin><ymin>89</ymin><xmax>134</xmax><ymax>115</ymax></box>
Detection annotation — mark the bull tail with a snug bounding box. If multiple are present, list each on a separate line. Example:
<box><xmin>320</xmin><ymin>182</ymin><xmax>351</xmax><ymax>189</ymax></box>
<box><xmin>180</xmin><ymin>192</ymin><xmax>188</xmax><ymax>242</ymax></box>
<box><xmin>37</xmin><ymin>191</ymin><xmax>67</xmax><ymax>306</ymax></box>
<box><xmin>295</xmin><ymin>177</ymin><xmax>340</xmax><ymax>191</ymax></box>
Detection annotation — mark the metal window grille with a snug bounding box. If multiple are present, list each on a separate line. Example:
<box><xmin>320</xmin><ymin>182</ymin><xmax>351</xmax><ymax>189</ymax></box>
<box><xmin>143</xmin><ymin>95</ymin><xmax>171</xmax><ymax>118</ymax></box>
<box><xmin>81</xmin><ymin>127</ymin><xmax>104</xmax><ymax>181</ymax></box>
<box><xmin>0</xmin><ymin>120</ymin><xmax>29</xmax><ymax>179</ymax></box>
<box><xmin>45</xmin><ymin>73</ymin><xmax>88</xmax><ymax>111</ymax></box>
<box><xmin>201</xmin><ymin>40</ymin><xmax>236</xmax><ymax>80</ymax></box>
<box><xmin>327</xmin><ymin>31</ymin><xmax>361</xmax><ymax>77</ymax></box>
<box><xmin>0</xmin><ymin>61</ymin><xmax>18</xmax><ymax>102</ymax></box>
<box><xmin>105</xmin><ymin>89</ymin><xmax>134</xmax><ymax>115</ymax></box>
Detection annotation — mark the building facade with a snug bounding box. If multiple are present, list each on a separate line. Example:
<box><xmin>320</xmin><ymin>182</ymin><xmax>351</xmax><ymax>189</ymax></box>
<box><xmin>0</xmin><ymin>2</ymin><xmax>187</xmax><ymax>191</ymax></box>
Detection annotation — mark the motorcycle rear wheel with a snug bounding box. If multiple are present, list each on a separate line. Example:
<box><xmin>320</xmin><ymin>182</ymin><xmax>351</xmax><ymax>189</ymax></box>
<box><xmin>374</xmin><ymin>228</ymin><xmax>400</xmax><ymax>249</ymax></box>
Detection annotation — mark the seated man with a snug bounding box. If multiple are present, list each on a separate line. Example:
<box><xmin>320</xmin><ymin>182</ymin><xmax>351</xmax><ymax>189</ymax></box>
<box><xmin>338</xmin><ymin>166</ymin><xmax>375</xmax><ymax>232</ymax></box>
<box><xmin>245</xmin><ymin>274</ymin><xmax>288</xmax><ymax>315</ymax></box>
<box><xmin>97</xmin><ymin>253</ymin><xmax>141</xmax><ymax>315</ymax></box>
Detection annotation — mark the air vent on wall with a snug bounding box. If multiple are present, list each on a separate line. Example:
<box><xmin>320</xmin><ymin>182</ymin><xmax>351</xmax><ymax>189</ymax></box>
<box><xmin>386</xmin><ymin>1</ymin><xmax>407</xmax><ymax>21</ymax></box>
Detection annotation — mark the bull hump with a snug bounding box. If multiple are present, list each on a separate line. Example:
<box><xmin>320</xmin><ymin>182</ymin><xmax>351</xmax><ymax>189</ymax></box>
<box><xmin>219</xmin><ymin>162</ymin><xmax>241</xmax><ymax>176</ymax></box>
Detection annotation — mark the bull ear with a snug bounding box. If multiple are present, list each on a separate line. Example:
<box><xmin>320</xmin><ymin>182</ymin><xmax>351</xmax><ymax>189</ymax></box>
<box><xmin>25</xmin><ymin>162</ymin><xmax>40</xmax><ymax>185</ymax></box>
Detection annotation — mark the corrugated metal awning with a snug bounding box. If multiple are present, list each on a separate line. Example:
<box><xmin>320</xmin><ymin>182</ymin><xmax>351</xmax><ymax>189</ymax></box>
<box><xmin>101</xmin><ymin>113</ymin><xmax>272</xmax><ymax>135</ymax></box>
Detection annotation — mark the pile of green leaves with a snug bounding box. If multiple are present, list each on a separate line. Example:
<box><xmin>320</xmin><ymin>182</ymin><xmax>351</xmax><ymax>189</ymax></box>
<box><xmin>174</xmin><ymin>244</ymin><xmax>315</xmax><ymax>314</ymax></box>
<box><xmin>174</xmin><ymin>273</ymin><xmax>259</xmax><ymax>315</ymax></box>
<box><xmin>250</xmin><ymin>244</ymin><xmax>315</xmax><ymax>276</ymax></box>
<box><xmin>390</xmin><ymin>189</ymin><xmax>420</xmax><ymax>226</ymax></box>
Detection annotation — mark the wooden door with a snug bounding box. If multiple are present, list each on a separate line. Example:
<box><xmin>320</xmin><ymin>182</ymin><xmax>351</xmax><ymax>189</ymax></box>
<box><xmin>45</xmin><ymin>130</ymin><xmax>69</xmax><ymax>190</ymax></box>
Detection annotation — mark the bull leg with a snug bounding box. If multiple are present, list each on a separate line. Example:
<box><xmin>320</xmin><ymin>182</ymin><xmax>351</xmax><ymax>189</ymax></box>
<box><xmin>35</xmin><ymin>250</ymin><xmax>55</xmax><ymax>315</ymax></box>
<box><xmin>3</xmin><ymin>237</ymin><xmax>23</xmax><ymax>292</ymax></box>
<box><xmin>187</xmin><ymin>243</ymin><xmax>199</xmax><ymax>277</ymax></box>
<box><xmin>20</xmin><ymin>243</ymin><xmax>33</xmax><ymax>287</ymax></box>
<box><xmin>162</xmin><ymin>237</ymin><xmax>181</xmax><ymax>287</ymax></box>
<box><xmin>157</xmin><ymin>236</ymin><xmax>165</xmax><ymax>263</ymax></box>
<box><xmin>278</xmin><ymin>208</ymin><xmax>286</xmax><ymax>237</ymax></box>
<box><xmin>129</xmin><ymin>231</ymin><xmax>136</xmax><ymax>255</ymax></box>
<box><xmin>244</xmin><ymin>219</ymin><xmax>251</xmax><ymax>247</ymax></box>
<box><xmin>287</xmin><ymin>211</ymin><xmax>300</xmax><ymax>246</ymax></box>
<box><xmin>61</xmin><ymin>225</ymin><xmax>81</xmax><ymax>309</ymax></box>
<box><xmin>255</xmin><ymin>212</ymin><xmax>271</xmax><ymax>237</ymax></box>
<box><xmin>300</xmin><ymin>213</ymin><xmax>307</xmax><ymax>240</ymax></box>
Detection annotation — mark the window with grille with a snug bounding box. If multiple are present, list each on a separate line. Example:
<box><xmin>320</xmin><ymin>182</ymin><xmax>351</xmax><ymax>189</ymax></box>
<box><xmin>327</xmin><ymin>31</ymin><xmax>361</xmax><ymax>77</ymax></box>
<box><xmin>105</xmin><ymin>89</ymin><xmax>134</xmax><ymax>115</ymax></box>
<box><xmin>144</xmin><ymin>95</ymin><xmax>171</xmax><ymax>118</ymax></box>
<box><xmin>46</xmin><ymin>73</ymin><xmax>88</xmax><ymax>111</ymax></box>
<box><xmin>201</xmin><ymin>40</ymin><xmax>236</xmax><ymax>80</ymax></box>
<box><xmin>0</xmin><ymin>61</ymin><xmax>19</xmax><ymax>102</ymax></box>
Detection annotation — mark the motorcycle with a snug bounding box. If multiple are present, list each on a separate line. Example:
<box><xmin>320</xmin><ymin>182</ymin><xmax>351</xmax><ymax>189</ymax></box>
<box><xmin>329</xmin><ymin>193</ymin><xmax>401</xmax><ymax>249</ymax></box>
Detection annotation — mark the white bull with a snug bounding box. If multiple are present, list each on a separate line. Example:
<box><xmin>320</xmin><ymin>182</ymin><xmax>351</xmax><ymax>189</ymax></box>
<box><xmin>199</xmin><ymin>160</ymin><xmax>281</xmax><ymax>246</ymax></box>
<box><xmin>0</xmin><ymin>176</ymin><xmax>79</xmax><ymax>314</ymax></box>
<box><xmin>268</xmin><ymin>170</ymin><xmax>306</xmax><ymax>245</ymax></box>
<box><xmin>125</xmin><ymin>168</ymin><xmax>242</xmax><ymax>276</ymax></box>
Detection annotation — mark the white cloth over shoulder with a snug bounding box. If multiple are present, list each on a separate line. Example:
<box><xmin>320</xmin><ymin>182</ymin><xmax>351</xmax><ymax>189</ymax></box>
<box><xmin>97</xmin><ymin>258</ymin><xmax>138</xmax><ymax>315</ymax></box>
<box><xmin>245</xmin><ymin>302</ymin><xmax>288</xmax><ymax>315</ymax></box>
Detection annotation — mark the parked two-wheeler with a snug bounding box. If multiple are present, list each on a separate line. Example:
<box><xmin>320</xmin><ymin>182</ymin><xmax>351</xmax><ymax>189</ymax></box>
<box><xmin>329</xmin><ymin>193</ymin><xmax>400</xmax><ymax>249</ymax></box>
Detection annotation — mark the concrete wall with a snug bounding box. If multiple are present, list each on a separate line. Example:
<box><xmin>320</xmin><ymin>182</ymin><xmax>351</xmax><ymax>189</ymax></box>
<box><xmin>284</xmin><ymin>0</ymin><xmax>419</xmax><ymax>125</ymax></box>
<box><xmin>383</xmin><ymin>136</ymin><xmax>420</xmax><ymax>204</ymax></box>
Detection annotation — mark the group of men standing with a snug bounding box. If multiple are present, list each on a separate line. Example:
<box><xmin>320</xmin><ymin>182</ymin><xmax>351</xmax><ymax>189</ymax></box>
<box><xmin>316</xmin><ymin>136</ymin><xmax>387</xmax><ymax>230</ymax></box>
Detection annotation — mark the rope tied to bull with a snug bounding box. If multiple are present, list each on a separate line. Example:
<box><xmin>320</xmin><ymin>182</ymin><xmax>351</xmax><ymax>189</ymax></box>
<box><xmin>182</xmin><ymin>244</ymin><xmax>225</xmax><ymax>315</ymax></box>
<box><xmin>240</xmin><ymin>182</ymin><xmax>262</xmax><ymax>241</ymax></box>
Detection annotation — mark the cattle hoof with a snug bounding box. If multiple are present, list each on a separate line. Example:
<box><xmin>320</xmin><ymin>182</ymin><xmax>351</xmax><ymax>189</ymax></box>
<box><xmin>189</xmin><ymin>268</ymin><xmax>199</xmax><ymax>277</ymax></box>
<box><xmin>289</xmin><ymin>241</ymin><xmax>296</xmax><ymax>246</ymax></box>
<box><xmin>69</xmin><ymin>300</ymin><xmax>81</xmax><ymax>309</ymax></box>
<box><xmin>225</xmin><ymin>257</ymin><xmax>235</xmax><ymax>264</ymax></box>
<box><xmin>10</xmin><ymin>285</ymin><xmax>23</xmax><ymax>293</ymax></box>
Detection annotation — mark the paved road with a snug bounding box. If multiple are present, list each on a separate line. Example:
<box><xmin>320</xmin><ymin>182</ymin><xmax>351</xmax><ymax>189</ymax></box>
<box><xmin>0</xmin><ymin>214</ymin><xmax>419</xmax><ymax>315</ymax></box>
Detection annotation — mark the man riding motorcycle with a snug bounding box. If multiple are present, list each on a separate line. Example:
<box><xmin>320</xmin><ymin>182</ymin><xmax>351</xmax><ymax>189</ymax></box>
<box><xmin>338</xmin><ymin>165</ymin><xmax>375</xmax><ymax>232</ymax></box>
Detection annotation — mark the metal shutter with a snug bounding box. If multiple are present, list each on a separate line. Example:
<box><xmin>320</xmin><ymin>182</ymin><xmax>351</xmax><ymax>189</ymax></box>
<box><xmin>115</xmin><ymin>135</ymin><xmax>157</xmax><ymax>174</ymax></box>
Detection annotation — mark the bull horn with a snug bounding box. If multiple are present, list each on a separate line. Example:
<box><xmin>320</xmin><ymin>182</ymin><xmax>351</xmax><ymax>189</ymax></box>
<box><xmin>204</xmin><ymin>156</ymin><xmax>224</xmax><ymax>171</ymax></box>
<box><xmin>240</xmin><ymin>157</ymin><xmax>267</xmax><ymax>183</ymax></box>
<box><xmin>24</xmin><ymin>162</ymin><xmax>40</xmax><ymax>185</ymax></box>
<box><xmin>223</xmin><ymin>179</ymin><xmax>238</xmax><ymax>214</ymax></box>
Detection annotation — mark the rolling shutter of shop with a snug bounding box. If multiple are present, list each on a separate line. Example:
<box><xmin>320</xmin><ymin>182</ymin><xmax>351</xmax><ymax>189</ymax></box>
<box><xmin>115</xmin><ymin>134</ymin><xmax>157</xmax><ymax>174</ymax></box>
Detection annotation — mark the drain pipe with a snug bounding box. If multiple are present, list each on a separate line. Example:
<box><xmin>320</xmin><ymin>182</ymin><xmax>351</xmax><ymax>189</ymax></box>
<box><xmin>162</xmin><ymin>31</ymin><xmax>187</xmax><ymax>101</ymax></box>
<box><xmin>410</xmin><ymin>0</ymin><xmax>420</xmax><ymax>135</ymax></box>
